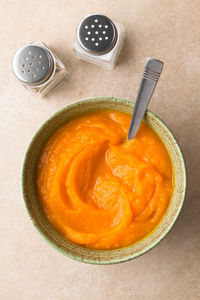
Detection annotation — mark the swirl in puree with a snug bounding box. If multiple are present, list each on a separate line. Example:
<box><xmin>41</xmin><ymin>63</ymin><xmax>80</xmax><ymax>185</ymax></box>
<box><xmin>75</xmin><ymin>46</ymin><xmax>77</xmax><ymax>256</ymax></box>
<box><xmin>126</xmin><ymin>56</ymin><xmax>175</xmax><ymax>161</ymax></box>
<box><xmin>36</xmin><ymin>110</ymin><xmax>173</xmax><ymax>249</ymax></box>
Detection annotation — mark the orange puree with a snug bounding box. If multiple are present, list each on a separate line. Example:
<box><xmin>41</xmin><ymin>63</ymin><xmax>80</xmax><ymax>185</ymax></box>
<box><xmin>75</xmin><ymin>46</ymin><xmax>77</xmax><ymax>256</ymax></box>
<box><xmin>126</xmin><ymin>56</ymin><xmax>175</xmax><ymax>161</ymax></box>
<box><xmin>36</xmin><ymin>110</ymin><xmax>173</xmax><ymax>249</ymax></box>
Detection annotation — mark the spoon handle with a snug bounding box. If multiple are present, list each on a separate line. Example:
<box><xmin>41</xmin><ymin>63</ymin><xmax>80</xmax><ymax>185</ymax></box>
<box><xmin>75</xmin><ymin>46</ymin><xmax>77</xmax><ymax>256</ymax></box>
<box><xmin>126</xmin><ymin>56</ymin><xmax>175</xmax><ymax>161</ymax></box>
<box><xmin>127</xmin><ymin>58</ymin><xmax>164</xmax><ymax>140</ymax></box>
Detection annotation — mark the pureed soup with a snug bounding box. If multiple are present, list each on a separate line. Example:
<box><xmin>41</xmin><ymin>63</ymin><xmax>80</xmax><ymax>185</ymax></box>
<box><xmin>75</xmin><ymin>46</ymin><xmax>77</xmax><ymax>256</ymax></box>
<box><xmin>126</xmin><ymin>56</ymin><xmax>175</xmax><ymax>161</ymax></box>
<box><xmin>36</xmin><ymin>110</ymin><xmax>173</xmax><ymax>250</ymax></box>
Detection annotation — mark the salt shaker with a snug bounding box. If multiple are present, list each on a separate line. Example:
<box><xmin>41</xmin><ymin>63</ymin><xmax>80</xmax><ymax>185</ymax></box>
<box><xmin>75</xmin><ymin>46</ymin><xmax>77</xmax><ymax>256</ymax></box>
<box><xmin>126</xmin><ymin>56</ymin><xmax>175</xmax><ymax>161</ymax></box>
<box><xmin>74</xmin><ymin>14</ymin><xmax>125</xmax><ymax>70</ymax></box>
<box><xmin>12</xmin><ymin>42</ymin><xmax>69</xmax><ymax>97</ymax></box>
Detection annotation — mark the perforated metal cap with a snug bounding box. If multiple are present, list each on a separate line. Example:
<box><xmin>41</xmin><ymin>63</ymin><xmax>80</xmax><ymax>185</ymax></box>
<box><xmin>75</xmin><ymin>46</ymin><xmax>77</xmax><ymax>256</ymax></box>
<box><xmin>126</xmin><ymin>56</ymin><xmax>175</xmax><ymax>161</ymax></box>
<box><xmin>77</xmin><ymin>14</ymin><xmax>117</xmax><ymax>54</ymax></box>
<box><xmin>12</xmin><ymin>45</ymin><xmax>54</xmax><ymax>85</ymax></box>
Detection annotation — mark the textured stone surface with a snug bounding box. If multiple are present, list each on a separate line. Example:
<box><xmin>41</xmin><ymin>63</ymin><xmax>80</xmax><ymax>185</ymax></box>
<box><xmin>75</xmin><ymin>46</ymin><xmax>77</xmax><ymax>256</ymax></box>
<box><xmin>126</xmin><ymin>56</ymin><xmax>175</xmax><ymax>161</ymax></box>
<box><xmin>0</xmin><ymin>0</ymin><xmax>200</xmax><ymax>299</ymax></box>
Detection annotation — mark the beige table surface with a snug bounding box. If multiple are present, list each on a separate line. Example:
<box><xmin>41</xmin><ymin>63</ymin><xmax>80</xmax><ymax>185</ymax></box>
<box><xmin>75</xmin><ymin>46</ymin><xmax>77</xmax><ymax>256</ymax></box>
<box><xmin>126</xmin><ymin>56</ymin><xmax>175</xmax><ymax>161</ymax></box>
<box><xmin>1</xmin><ymin>0</ymin><xmax>200</xmax><ymax>299</ymax></box>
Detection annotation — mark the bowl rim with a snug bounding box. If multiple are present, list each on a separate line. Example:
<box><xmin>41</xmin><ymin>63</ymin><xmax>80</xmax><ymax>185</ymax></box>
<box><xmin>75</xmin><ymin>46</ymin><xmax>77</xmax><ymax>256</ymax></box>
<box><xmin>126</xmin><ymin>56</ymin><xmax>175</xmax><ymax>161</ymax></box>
<box><xmin>21</xmin><ymin>97</ymin><xmax>187</xmax><ymax>264</ymax></box>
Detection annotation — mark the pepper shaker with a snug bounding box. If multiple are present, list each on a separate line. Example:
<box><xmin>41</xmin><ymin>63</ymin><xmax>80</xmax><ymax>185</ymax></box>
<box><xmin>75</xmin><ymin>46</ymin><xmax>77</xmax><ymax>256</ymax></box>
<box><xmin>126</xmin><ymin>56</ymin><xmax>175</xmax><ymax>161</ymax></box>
<box><xmin>74</xmin><ymin>14</ymin><xmax>125</xmax><ymax>70</ymax></box>
<box><xmin>12</xmin><ymin>41</ymin><xmax>69</xmax><ymax>97</ymax></box>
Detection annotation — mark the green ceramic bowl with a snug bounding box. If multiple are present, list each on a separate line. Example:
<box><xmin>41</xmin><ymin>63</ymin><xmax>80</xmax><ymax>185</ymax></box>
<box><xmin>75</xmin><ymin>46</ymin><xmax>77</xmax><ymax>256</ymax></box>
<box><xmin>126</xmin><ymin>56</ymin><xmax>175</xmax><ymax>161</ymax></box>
<box><xmin>22</xmin><ymin>97</ymin><xmax>187</xmax><ymax>264</ymax></box>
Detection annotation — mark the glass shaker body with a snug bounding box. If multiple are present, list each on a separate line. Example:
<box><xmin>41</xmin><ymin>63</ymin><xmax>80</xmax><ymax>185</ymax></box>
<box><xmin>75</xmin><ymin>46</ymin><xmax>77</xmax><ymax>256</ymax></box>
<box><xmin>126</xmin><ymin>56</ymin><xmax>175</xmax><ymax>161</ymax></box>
<box><xmin>12</xmin><ymin>41</ymin><xmax>69</xmax><ymax>96</ymax></box>
<box><xmin>74</xmin><ymin>14</ymin><xmax>125</xmax><ymax>70</ymax></box>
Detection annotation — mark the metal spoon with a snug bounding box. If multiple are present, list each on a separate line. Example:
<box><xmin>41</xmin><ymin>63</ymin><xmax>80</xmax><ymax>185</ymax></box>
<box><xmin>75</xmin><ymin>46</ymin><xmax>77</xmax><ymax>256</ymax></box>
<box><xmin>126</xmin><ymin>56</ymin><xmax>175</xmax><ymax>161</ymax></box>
<box><xmin>127</xmin><ymin>58</ymin><xmax>164</xmax><ymax>140</ymax></box>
